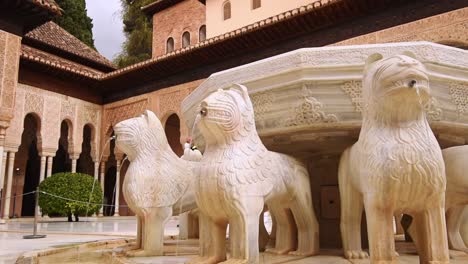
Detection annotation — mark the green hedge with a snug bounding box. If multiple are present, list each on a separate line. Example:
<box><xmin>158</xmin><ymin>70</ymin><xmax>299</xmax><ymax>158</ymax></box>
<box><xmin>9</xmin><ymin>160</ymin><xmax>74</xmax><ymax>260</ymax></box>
<box><xmin>38</xmin><ymin>172</ymin><xmax>102</xmax><ymax>218</ymax></box>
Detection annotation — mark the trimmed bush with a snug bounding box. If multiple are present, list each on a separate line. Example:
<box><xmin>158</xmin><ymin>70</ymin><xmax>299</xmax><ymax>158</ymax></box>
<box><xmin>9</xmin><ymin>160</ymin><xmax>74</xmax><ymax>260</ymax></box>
<box><xmin>39</xmin><ymin>172</ymin><xmax>102</xmax><ymax>221</ymax></box>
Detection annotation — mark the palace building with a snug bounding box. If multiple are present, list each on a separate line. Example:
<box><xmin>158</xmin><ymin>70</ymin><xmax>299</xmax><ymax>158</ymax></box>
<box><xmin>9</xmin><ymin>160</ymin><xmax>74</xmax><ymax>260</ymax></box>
<box><xmin>0</xmin><ymin>0</ymin><xmax>466</xmax><ymax>246</ymax></box>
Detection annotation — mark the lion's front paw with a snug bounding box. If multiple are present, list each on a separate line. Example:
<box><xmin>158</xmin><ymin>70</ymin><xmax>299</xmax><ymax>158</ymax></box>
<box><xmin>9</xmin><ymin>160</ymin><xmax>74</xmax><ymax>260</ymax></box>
<box><xmin>344</xmin><ymin>250</ymin><xmax>369</xmax><ymax>259</ymax></box>
<box><xmin>265</xmin><ymin>247</ymin><xmax>293</xmax><ymax>255</ymax></box>
<box><xmin>288</xmin><ymin>249</ymin><xmax>319</xmax><ymax>257</ymax></box>
<box><xmin>449</xmin><ymin>249</ymin><xmax>468</xmax><ymax>259</ymax></box>
<box><xmin>125</xmin><ymin>249</ymin><xmax>163</xmax><ymax>257</ymax></box>
<box><xmin>219</xmin><ymin>258</ymin><xmax>248</xmax><ymax>264</ymax></box>
<box><xmin>186</xmin><ymin>256</ymin><xmax>225</xmax><ymax>264</ymax></box>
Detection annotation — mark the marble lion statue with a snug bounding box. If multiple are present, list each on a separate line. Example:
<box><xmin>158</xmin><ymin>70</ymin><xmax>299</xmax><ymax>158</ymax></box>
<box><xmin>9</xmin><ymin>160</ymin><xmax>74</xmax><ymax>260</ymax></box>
<box><xmin>114</xmin><ymin>110</ymin><xmax>198</xmax><ymax>257</ymax></box>
<box><xmin>189</xmin><ymin>84</ymin><xmax>319</xmax><ymax>264</ymax></box>
<box><xmin>338</xmin><ymin>54</ymin><xmax>449</xmax><ymax>263</ymax></box>
<box><xmin>408</xmin><ymin>145</ymin><xmax>468</xmax><ymax>256</ymax></box>
<box><xmin>441</xmin><ymin>146</ymin><xmax>468</xmax><ymax>254</ymax></box>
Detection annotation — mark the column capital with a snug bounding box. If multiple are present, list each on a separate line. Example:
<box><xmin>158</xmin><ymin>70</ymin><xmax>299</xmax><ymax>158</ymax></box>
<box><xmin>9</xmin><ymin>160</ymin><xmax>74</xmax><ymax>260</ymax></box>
<box><xmin>40</xmin><ymin>151</ymin><xmax>56</xmax><ymax>157</ymax></box>
<box><xmin>69</xmin><ymin>153</ymin><xmax>81</xmax><ymax>160</ymax></box>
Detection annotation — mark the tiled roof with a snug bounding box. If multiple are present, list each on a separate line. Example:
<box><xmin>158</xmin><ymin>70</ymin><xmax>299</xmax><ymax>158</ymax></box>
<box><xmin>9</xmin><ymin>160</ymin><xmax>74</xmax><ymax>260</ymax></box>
<box><xmin>24</xmin><ymin>21</ymin><xmax>116</xmax><ymax>70</ymax></box>
<box><xmin>30</xmin><ymin>0</ymin><xmax>62</xmax><ymax>15</ymax></box>
<box><xmin>21</xmin><ymin>45</ymin><xmax>104</xmax><ymax>79</ymax></box>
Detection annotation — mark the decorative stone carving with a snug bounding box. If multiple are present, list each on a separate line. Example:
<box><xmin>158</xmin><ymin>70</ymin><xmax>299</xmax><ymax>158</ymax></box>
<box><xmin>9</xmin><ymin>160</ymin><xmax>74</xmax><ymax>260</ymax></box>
<box><xmin>251</xmin><ymin>91</ymin><xmax>275</xmax><ymax>128</ymax></box>
<box><xmin>61</xmin><ymin>100</ymin><xmax>76</xmax><ymax>120</ymax></box>
<box><xmin>24</xmin><ymin>92</ymin><xmax>44</xmax><ymax>116</ymax></box>
<box><xmin>190</xmin><ymin>84</ymin><xmax>319</xmax><ymax>263</ymax></box>
<box><xmin>341</xmin><ymin>80</ymin><xmax>363</xmax><ymax>112</ymax></box>
<box><xmin>114</xmin><ymin>110</ymin><xmax>197</xmax><ymax>257</ymax></box>
<box><xmin>338</xmin><ymin>54</ymin><xmax>449</xmax><ymax>263</ymax></box>
<box><xmin>425</xmin><ymin>97</ymin><xmax>443</xmax><ymax>121</ymax></box>
<box><xmin>284</xmin><ymin>85</ymin><xmax>337</xmax><ymax>126</ymax></box>
<box><xmin>449</xmin><ymin>82</ymin><xmax>468</xmax><ymax>118</ymax></box>
<box><xmin>159</xmin><ymin>90</ymin><xmax>181</xmax><ymax>118</ymax></box>
<box><xmin>83</xmin><ymin>105</ymin><xmax>99</xmax><ymax>125</ymax></box>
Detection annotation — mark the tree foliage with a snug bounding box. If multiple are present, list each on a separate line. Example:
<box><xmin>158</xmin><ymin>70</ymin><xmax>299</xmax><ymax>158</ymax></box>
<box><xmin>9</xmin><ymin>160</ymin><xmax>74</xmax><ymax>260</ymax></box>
<box><xmin>53</xmin><ymin>0</ymin><xmax>96</xmax><ymax>49</ymax></box>
<box><xmin>39</xmin><ymin>172</ymin><xmax>102</xmax><ymax>221</ymax></box>
<box><xmin>114</xmin><ymin>0</ymin><xmax>153</xmax><ymax>68</ymax></box>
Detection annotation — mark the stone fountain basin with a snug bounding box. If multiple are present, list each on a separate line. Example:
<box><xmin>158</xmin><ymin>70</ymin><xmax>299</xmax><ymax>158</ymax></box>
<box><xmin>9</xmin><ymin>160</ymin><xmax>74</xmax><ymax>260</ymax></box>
<box><xmin>182</xmin><ymin>42</ymin><xmax>468</xmax><ymax>158</ymax></box>
<box><xmin>15</xmin><ymin>238</ymin><xmax>468</xmax><ymax>264</ymax></box>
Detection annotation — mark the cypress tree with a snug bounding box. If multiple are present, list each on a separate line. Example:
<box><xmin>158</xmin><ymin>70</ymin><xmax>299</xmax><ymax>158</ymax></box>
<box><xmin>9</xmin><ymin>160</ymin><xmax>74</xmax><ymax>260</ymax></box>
<box><xmin>115</xmin><ymin>0</ymin><xmax>153</xmax><ymax>68</ymax></box>
<box><xmin>53</xmin><ymin>0</ymin><xmax>96</xmax><ymax>49</ymax></box>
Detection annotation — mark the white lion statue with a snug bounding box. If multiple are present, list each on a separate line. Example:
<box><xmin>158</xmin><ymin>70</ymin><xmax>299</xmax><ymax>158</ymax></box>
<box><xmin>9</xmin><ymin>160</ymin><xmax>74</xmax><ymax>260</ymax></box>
<box><xmin>114</xmin><ymin>110</ymin><xmax>198</xmax><ymax>256</ymax></box>
<box><xmin>189</xmin><ymin>84</ymin><xmax>319</xmax><ymax>264</ymax></box>
<box><xmin>443</xmin><ymin>146</ymin><xmax>468</xmax><ymax>254</ymax></box>
<box><xmin>408</xmin><ymin>145</ymin><xmax>468</xmax><ymax>256</ymax></box>
<box><xmin>338</xmin><ymin>54</ymin><xmax>449</xmax><ymax>263</ymax></box>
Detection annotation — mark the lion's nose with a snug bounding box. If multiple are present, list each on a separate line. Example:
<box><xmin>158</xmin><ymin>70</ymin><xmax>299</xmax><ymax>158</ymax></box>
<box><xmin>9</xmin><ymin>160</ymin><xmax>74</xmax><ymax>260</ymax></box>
<box><xmin>409</xmin><ymin>80</ymin><xmax>416</xmax><ymax>88</ymax></box>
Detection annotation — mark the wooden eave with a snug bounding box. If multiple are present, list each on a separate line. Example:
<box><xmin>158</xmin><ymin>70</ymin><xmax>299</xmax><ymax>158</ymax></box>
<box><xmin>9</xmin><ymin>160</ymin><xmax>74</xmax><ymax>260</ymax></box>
<box><xmin>141</xmin><ymin>0</ymin><xmax>185</xmax><ymax>16</ymax></box>
<box><xmin>0</xmin><ymin>0</ymin><xmax>61</xmax><ymax>36</ymax></box>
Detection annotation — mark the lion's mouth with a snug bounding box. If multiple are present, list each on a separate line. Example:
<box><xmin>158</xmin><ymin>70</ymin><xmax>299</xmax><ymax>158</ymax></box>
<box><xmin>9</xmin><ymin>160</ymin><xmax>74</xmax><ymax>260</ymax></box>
<box><xmin>385</xmin><ymin>77</ymin><xmax>430</xmax><ymax>97</ymax></box>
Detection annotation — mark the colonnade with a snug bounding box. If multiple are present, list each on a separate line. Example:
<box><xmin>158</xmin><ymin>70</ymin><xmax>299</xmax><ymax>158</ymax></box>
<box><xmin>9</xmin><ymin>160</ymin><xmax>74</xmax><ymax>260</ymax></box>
<box><xmin>0</xmin><ymin>150</ymin><xmax>110</xmax><ymax>219</ymax></box>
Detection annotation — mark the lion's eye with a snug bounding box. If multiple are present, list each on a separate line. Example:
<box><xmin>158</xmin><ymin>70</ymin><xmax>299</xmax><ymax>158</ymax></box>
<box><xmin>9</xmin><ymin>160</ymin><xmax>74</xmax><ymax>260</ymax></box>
<box><xmin>200</xmin><ymin>107</ymin><xmax>207</xmax><ymax>117</ymax></box>
<box><xmin>409</xmin><ymin>80</ymin><xmax>416</xmax><ymax>88</ymax></box>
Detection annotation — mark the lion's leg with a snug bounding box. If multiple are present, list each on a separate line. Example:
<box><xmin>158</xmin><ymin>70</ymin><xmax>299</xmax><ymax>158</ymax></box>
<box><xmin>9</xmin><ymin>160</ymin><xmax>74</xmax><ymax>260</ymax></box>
<box><xmin>339</xmin><ymin>151</ymin><xmax>368</xmax><ymax>260</ymax></box>
<box><xmin>125</xmin><ymin>215</ymin><xmax>145</xmax><ymax>254</ymax></box>
<box><xmin>258</xmin><ymin>210</ymin><xmax>270</xmax><ymax>252</ymax></box>
<box><xmin>265</xmin><ymin>203</ymin><xmax>296</xmax><ymax>255</ymax></box>
<box><xmin>364</xmin><ymin>195</ymin><xmax>397</xmax><ymax>264</ymax></box>
<box><xmin>127</xmin><ymin>207</ymin><xmax>172</xmax><ymax>257</ymax></box>
<box><xmin>288</xmin><ymin>180</ymin><xmax>319</xmax><ymax>256</ymax></box>
<box><xmin>394</xmin><ymin>214</ymin><xmax>404</xmax><ymax>235</ymax></box>
<box><xmin>187</xmin><ymin>213</ymin><xmax>227</xmax><ymax>264</ymax></box>
<box><xmin>223</xmin><ymin>197</ymin><xmax>264</xmax><ymax>264</ymax></box>
<box><xmin>447</xmin><ymin>205</ymin><xmax>468</xmax><ymax>253</ymax></box>
<box><xmin>266</xmin><ymin>212</ymin><xmax>277</xmax><ymax>248</ymax></box>
<box><xmin>411</xmin><ymin>199</ymin><xmax>450</xmax><ymax>264</ymax></box>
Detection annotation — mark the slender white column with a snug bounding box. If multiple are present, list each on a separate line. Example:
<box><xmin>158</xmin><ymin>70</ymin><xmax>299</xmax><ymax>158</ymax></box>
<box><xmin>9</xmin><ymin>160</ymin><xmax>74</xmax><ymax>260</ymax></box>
<box><xmin>0</xmin><ymin>147</ymin><xmax>4</xmax><ymax>190</ymax></box>
<box><xmin>99</xmin><ymin>161</ymin><xmax>106</xmax><ymax>216</ymax></box>
<box><xmin>37</xmin><ymin>155</ymin><xmax>47</xmax><ymax>217</ymax></box>
<box><xmin>0</xmin><ymin>151</ymin><xmax>6</xmax><ymax>191</ymax></box>
<box><xmin>113</xmin><ymin>159</ymin><xmax>121</xmax><ymax>216</ymax></box>
<box><xmin>39</xmin><ymin>156</ymin><xmax>46</xmax><ymax>183</ymax></box>
<box><xmin>71</xmin><ymin>159</ymin><xmax>77</xmax><ymax>173</ymax></box>
<box><xmin>94</xmin><ymin>162</ymin><xmax>99</xmax><ymax>181</ymax></box>
<box><xmin>3</xmin><ymin>152</ymin><xmax>15</xmax><ymax>219</ymax></box>
<box><xmin>46</xmin><ymin>156</ymin><xmax>53</xmax><ymax>177</ymax></box>
<box><xmin>0</xmin><ymin>151</ymin><xmax>7</xmax><ymax>221</ymax></box>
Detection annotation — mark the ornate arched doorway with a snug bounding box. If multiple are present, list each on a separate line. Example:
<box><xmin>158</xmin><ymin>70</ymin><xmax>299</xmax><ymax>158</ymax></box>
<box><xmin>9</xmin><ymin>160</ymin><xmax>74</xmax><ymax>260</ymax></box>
<box><xmin>164</xmin><ymin>114</ymin><xmax>183</xmax><ymax>156</ymax></box>
<box><xmin>16</xmin><ymin>113</ymin><xmax>41</xmax><ymax>217</ymax></box>
<box><xmin>53</xmin><ymin>120</ymin><xmax>72</xmax><ymax>173</ymax></box>
<box><xmin>77</xmin><ymin>124</ymin><xmax>94</xmax><ymax>175</ymax></box>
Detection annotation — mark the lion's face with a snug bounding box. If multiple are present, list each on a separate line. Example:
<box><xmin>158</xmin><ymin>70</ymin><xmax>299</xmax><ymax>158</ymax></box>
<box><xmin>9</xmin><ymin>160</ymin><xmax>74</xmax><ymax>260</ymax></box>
<box><xmin>197</xmin><ymin>84</ymin><xmax>255</xmax><ymax>144</ymax></box>
<box><xmin>114</xmin><ymin>110</ymin><xmax>162</xmax><ymax>161</ymax></box>
<box><xmin>365</xmin><ymin>54</ymin><xmax>430</xmax><ymax>106</ymax></box>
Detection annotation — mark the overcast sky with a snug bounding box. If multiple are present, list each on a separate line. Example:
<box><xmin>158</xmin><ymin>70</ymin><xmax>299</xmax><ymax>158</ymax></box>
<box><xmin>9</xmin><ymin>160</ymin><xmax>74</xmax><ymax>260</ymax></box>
<box><xmin>85</xmin><ymin>0</ymin><xmax>125</xmax><ymax>61</ymax></box>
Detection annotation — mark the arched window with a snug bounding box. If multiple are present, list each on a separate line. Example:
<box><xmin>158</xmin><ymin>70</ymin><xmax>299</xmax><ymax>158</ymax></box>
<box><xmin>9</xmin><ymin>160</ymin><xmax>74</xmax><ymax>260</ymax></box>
<box><xmin>166</xmin><ymin>37</ymin><xmax>174</xmax><ymax>53</ymax></box>
<box><xmin>199</xmin><ymin>25</ymin><xmax>206</xmax><ymax>42</ymax></box>
<box><xmin>223</xmin><ymin>1</ymin><xmax>231</xmax><ymax>20</ymax></box>
<box><xmin>182</xmin><ymin>31</ymin><xmax>190</xmax><ymax>48</ymax></box>
<box><xmin>252</xmin><ymin>0</ymin><xmax>261</xmax><ymax>9</ymax></box>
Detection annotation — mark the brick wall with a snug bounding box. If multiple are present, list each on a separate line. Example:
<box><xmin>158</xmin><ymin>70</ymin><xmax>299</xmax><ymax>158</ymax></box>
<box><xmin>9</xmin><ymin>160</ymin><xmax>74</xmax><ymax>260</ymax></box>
<box><xmin>152</xmin><ymin>0</ymin><xmax>206</xmax><ymax>58</ymax></box>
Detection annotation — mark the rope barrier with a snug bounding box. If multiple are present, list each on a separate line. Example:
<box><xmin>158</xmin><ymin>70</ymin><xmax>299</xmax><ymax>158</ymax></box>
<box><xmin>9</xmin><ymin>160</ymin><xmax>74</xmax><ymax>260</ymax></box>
<box><xmin>1</xmin><ymin>190</ymin><xmax>36</xmax><ymax>200</ymax></box>
<box><xmin>39</xmin><ymin>191</ymin><xmax>131</xmax><ymax>208</ymax></box>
